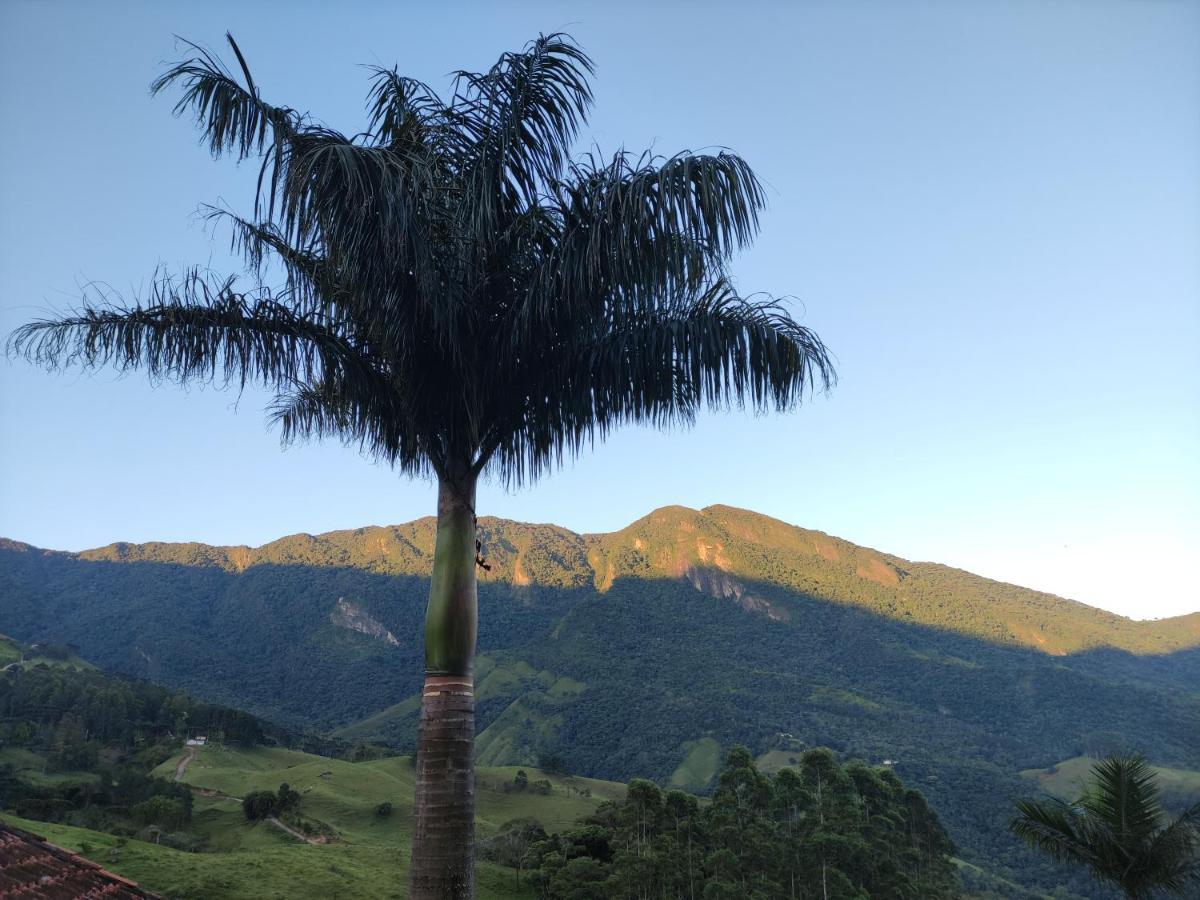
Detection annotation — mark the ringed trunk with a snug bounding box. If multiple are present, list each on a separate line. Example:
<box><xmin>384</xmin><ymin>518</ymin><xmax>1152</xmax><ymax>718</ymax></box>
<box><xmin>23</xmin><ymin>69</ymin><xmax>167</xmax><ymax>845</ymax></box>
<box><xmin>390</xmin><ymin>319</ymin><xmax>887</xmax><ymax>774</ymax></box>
<box><xmin>410</xmin><ymin>470</ymin><xmax>478</xmax><ymax>899</ymax></box>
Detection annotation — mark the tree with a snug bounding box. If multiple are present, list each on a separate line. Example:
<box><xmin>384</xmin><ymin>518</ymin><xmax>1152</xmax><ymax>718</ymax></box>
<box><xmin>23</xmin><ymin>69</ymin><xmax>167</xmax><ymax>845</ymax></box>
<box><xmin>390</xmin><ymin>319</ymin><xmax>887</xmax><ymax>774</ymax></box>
<box><xmin>242</xmin><ymin>790</ymin><xmax>277</xmax><ymax>822</ymax></box>
<box><xmin>9</xmin><ymin>33</ymin><xmax>833</xmax><ymax>899</ymax></box>
<box><xmin>479</xmin><ymin>817</ymin><xmax>548</xmax><ymax>887</ymax></box>
<box><xmin>276</xmin><ymin>782</ymin><xmax>300</xmax><ymax>813</ymax></box>
<box><xmin>1011</xmin><ymin>754</ymin><xmax>1200</xmax><ymax>899</ymax></box>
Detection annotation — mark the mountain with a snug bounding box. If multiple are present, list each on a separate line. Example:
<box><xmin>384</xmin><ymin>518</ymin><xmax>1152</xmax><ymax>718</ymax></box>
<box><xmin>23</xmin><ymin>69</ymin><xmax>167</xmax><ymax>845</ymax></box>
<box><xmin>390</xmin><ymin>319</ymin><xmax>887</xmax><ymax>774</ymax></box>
<box><xmin>1</xmin><ymin>505</ymin><xmax>1197</xmax><ymax>897</ymax></box>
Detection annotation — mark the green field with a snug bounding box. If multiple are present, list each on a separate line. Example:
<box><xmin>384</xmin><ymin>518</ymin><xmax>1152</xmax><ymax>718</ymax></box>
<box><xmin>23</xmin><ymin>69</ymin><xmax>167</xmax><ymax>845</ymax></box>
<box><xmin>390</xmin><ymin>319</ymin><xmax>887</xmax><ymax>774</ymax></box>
<box><xmin>755</xmin><ymin>749</ymin><xmax>807</xmax><ymax>775</ymax></box>
<box><xmin>667</xmin><ymin>737</ymin><xmax>722</xmax><ymax>791</ymax></box>
<box><xmin>0</xmin><ymin>742</ymin><xmax>622</xmax><ymax>899</ymax></box>
<box><xmin>1020</xmin><ymin>755</ymin><xmax>1200</xmax><ymax>807</ymax></box>
<box><xmin>0</xmin><ymin>634</ymin><xmax>94</xmax><ymax>671</ymax></box>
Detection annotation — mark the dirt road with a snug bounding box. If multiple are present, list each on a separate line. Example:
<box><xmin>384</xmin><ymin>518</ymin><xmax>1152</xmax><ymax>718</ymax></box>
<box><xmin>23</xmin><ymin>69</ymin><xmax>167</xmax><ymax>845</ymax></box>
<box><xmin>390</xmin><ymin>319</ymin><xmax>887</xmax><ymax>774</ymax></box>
<box><xmin>174</xmin><ymin>745</ymin><xmax>197</xmax><ymax>782</ymax></box>
<box><xmin>267</xmin><ymin>816</ymin><xmax>325</xmax><ymax>845</ymax></box>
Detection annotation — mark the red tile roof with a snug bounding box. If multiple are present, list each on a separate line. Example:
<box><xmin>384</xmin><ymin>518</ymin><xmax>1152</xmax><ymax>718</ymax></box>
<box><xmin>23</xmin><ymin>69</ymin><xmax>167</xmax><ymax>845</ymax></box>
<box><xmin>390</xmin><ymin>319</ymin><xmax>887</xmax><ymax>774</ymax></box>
<box><xmin>0</xmin><ymin>821</ymin><xmax>159</xmax><ymax>899</ymax></box>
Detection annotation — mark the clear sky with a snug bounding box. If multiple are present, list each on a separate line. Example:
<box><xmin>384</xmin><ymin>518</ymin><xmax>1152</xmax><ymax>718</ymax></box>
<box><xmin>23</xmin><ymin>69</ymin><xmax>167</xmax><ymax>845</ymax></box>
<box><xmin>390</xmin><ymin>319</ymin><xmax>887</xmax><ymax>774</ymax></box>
<box><xmin>1</xmin><ymin>1</ymin><xmax>1197</xmax><ymax>620</ymax></box>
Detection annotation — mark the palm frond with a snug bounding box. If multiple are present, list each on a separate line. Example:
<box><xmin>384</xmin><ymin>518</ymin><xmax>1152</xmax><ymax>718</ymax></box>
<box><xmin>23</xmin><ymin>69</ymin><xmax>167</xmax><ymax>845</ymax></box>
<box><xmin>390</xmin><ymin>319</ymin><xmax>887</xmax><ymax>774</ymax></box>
<box><xmin>265</xmin><ymin>129</ymin><xmax>447</xmax><ymax>336</ymax></box>
<box><xmin>155</xmin><ymin>35</ymin><xmax>443</xmax><ymax>321</ymax></box>
<box><xmin>1012</xmin><ymin>758</ymin><xmax>1200</xmax><ymax>899</ymax></box>
<box><xmin>152</xmin><ymin>33</ymin><xmax>299</xmax><ymax>162</ymax></box>
<box><xmin>579</xmin><ymin>282</ymin><xmax>835</xmax><ymax>413</ymax></box>
<box><xmin>518</xmin><ymin>149</ymin><xmax>768</xmax><ymax>332</ymax></box>
<box><xmin>567</xmin><ymin>149</ymin><xmax>764</xmax><ymax>258</ymax></box>
<box><xmin>7</xmin><ymin>270</ymin><xmax>363</xmax><ymax>390</ymax></box>
<box><xmin>481</xmin><ymin>281</ymin><xmax>833</xmax><ymax>486</ymax></box>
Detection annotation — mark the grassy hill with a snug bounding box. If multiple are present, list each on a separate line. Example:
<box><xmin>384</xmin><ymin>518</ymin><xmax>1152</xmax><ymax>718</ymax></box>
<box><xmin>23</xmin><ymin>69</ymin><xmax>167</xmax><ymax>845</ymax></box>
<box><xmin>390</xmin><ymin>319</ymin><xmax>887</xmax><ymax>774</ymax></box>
<box><xmin>1</xmin><ymin>505</ymin><xmax>1196</xmax><ymax>898</ymax></box>
<box><xmin>1020</xmin><ymin>755</ymin><xmax>1200</xmax><ymax>813</ymax></box>
<box><xmin>0</xmin><ymin>632</ymin><xmax>94</xmax><ymax>671</ymax></box>
<box><xmin>1</xmin><ymin>745</ymin><xmax>623</xmax><ymax>900</ymax></box>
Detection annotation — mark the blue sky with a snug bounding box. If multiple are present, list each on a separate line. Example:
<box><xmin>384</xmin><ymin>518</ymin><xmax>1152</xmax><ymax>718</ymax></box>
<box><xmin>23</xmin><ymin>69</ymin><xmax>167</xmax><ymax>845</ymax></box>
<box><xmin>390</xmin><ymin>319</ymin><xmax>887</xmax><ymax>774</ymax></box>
<box><xmin>1</xmin><ymin>1</ymin><xmax>1196</xmax><ymax>619</ymax></box>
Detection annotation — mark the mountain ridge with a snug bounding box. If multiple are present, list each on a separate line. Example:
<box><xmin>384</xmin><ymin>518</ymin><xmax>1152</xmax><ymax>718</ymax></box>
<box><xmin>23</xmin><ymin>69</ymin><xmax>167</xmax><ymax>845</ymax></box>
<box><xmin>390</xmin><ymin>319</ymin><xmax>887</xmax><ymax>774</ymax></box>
<box><xmin>8</xmin><ymin>504</ymin><xmax>1195</xmax><ymax>655</ymax></box>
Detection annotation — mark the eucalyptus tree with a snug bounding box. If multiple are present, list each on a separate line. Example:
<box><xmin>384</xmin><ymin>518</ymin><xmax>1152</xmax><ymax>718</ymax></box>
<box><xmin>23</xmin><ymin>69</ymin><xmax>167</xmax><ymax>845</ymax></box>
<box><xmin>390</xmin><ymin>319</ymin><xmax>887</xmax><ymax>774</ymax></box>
<box><xmin>1011</xmin><ymin>755</ymin><xmax>1200</xmax><ymax>898</ymax></box>
<box><xmin>11</xmin><ymin>33</ymin><xmax>834</xmax><ymax>897</ymax></box>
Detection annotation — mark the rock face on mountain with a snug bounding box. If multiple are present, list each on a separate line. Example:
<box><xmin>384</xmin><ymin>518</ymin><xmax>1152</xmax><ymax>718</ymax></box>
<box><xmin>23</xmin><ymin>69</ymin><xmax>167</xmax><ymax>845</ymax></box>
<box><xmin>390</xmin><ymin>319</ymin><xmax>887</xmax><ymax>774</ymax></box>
<box><xmin>330</xmin><ymin>598</ymin><xmax>399</xmax><ymax>646</ymax></box>
<box><xmin>1</xmin><ymin>504</ymin><xmax>1197</xmax><ymax>898</ymax></box>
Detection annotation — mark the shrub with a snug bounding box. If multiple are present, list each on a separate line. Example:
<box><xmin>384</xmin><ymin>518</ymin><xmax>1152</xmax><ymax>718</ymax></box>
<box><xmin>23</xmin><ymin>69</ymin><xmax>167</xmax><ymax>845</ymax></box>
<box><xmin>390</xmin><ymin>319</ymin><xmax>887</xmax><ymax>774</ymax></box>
<box><xmin>131</xmin><ymin>796</ymin><xmax>187</xmax><ymax>830</ymax></box>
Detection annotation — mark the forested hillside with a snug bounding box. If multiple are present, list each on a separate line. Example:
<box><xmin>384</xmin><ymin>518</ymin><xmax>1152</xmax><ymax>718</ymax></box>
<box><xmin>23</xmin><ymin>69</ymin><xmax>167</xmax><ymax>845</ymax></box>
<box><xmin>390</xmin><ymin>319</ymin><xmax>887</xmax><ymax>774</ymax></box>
<box><xmin>0</xmin><ymin>636</ymin><xmax>272</xmax><ymax>844</ymax></box>
<box><xmin>1</xmin><ymin>505</ymin><xmax>1197</xmax><ymax>897</ymax></box>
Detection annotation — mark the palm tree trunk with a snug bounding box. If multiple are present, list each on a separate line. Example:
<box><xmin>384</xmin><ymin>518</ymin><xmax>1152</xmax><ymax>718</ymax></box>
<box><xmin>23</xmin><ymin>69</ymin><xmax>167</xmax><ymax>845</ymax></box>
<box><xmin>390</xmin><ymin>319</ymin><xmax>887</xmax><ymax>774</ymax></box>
<box><xmin>410</xmin><ymin>468</ymin><xmax>478</xmax><ymax>899</ymax></box>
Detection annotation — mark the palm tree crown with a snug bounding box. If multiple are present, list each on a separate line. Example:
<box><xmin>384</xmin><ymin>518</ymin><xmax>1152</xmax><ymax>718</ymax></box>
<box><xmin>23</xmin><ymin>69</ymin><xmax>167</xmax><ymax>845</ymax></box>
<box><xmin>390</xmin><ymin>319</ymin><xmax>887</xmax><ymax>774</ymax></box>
<box><xmin>1011</xmin><ymin>754</ymin><xmax>1200</xmax><ymax>899</ymax></box>
<box><xmin>12</xmin><ymin>32</ymin><xmax>832</xmax><ymax>491</ymax></box>
<box><xmin>10</xmin><ymin>33</ymin><xmax>835</xmax><ymax>898</ymax></box>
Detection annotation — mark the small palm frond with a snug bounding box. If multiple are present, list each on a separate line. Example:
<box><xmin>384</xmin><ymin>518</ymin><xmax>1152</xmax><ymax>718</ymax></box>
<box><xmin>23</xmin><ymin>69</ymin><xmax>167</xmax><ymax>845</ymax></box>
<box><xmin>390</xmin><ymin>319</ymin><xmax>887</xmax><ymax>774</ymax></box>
<box><xmin>565</xmin><ymin>149</ymin><xmax>765</xmax><ymax>258</ymax></box>
<box><xmin>7</xmin><ymin>270</ymin><xmax>362</xmax><ymax>390</ymax></box>
<box><xmin>152</xmin><ymin>33</ymin><xmax>300</xmax><ymax>163</ymax></box>
<box><xmin>205</xmin><ymin>207</ymin><xmax>342</xmax><ymax>301</ymax></box>
<box><xmin>453</xmin><ymin>33</ymin><xmax>594</xmax><ymax>224</ymax></box>
<box><xmin>365</xmin><ymin>67</ymin><xmax>456</xmax><ymax>154</ymax></box>
<box><xmin>568</xmin><ymin>282</ymin><xmax>833</xmax><ymax>414</ymax></box>
<box><xmin>1010</xmin><ymin>798</ymin><xmax>1095</xmax><ymax>868</ymax></box>
<box><xmin>156</xmin><ymin>35</ymin><xmax>441</xmax><ymax>316</ymax></box>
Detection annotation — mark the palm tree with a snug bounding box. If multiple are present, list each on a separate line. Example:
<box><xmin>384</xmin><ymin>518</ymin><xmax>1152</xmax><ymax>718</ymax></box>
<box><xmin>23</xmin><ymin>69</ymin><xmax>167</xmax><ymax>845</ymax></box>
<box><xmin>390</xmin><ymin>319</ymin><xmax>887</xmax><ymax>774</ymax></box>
<box><xmin>1011</xmin><ymin>755</ymin><xmax>1200</xmax><ymax>898</ymax></box>
<box><xmin>10</xmin><ymin>33</ymin><xmax>834</xmax><ymax>898</ymax></box>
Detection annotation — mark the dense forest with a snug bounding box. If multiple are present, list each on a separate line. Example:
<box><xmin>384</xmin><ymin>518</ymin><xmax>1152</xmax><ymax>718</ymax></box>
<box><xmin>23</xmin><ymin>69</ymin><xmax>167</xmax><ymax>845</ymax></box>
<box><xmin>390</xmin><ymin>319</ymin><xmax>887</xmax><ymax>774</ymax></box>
<box><xmin>0</xmin><ymin>657</ymin><xmax>266</xmax><ymax>750</ymax></box>
<box><xmin>2</xmin><ymin>506</ymin><xmax>1197</xmax><ymax>897</ymax></box>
